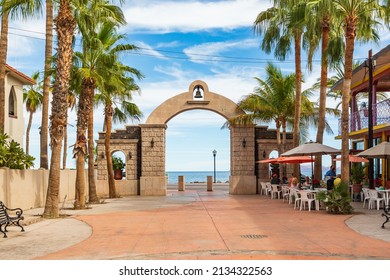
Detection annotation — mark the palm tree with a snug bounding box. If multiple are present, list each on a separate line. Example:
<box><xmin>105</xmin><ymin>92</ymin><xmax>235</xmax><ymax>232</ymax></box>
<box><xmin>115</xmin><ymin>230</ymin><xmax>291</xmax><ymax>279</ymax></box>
<box><xmin>73</xmin><ymin>0</ymin><xmax>127</xmax><ymax>206</ymax></box>
<box><xmin>62</xmin><ymin>91</ymin><xmax>76</xmax><ymax>169</ymax></box>
<box><xmin>41</xmin><ymin>0</ymin><xmax>54</xmax><ymax>169</ymax></box>
<box><xmin>73</xmin><ymin>21</ymin><xmax>139</xmax><ymax>207</ymax></box>
<box><xmin>0</xmin><ymin>0</ymin><xmax>55</xmax><ymax>169</ymax></box>
<box><xmin>23</xmin><ymin>71</ymin><xmax>42</xmax><ymax>155</ymax></box>
<box><xmin>229</xmin><ymin>63</ymin><xmax>297</xmax><ymax>157</ymax></box>
<box><xmin>304</xmin><ymin>0</ymin><xmax>345</xmax><ymax>180</ymax></box>
<box><xmin>43</xmin><ymin>0</ymin><xmax>76</xmax><ymax>218</ymax></box>
<box><xmin>333</xmin><ymin>0</ymin><xmax>382</xmax><ymax>184</ymax></box>
<box><xmin>96</xmin><ymin>64</ymin><xmax>142</xmax><ymax>198</ymax></box>
<box><xmin>0</xmin><ymin>5</ymin><xmax>9</xmax><ymax>132</ymax></box>
<box><xmin>254</xmin><ymin>0</ymin><xmax>307</xmax><ymax>176</ymax></box>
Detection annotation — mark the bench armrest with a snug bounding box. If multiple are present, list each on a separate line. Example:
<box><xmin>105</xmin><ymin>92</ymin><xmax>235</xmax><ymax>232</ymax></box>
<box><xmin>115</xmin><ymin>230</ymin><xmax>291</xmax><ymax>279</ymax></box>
<box><xmin>4</xmin><ymin>206</ymin><xmax>23</xmax><ymax>218</ymax></box>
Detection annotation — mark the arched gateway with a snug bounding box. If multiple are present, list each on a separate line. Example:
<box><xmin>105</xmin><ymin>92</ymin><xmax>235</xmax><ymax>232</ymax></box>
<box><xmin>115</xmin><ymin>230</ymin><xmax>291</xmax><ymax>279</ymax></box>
<box><xmin>96</xmin><ymin>81</ymin><xmax>294</xmax><ymax>196</ymax></box>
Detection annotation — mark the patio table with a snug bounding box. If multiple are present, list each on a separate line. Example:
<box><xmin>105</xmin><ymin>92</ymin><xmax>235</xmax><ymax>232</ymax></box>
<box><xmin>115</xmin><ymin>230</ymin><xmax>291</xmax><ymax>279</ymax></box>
<box><xmin>377</xmin><ymin>189</ymin><xmax>390</xmax><ymax>206</ymax></box>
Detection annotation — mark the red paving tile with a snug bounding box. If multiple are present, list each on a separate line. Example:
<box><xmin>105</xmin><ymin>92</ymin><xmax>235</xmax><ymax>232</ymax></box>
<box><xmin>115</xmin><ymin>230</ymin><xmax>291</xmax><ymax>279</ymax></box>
<box><xmin>36</xmin><ymin>190</ymin><xmax>390</xmax><ymax>260</ymax></box>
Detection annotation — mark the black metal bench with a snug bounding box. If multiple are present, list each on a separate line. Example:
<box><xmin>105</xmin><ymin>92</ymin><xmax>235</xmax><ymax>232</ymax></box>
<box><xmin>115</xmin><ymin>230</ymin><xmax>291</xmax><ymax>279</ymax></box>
<box><xmin>382</xmin><ymin>204</ymin><xmax>390</xmax><ymax>229</ymax></box>
<box><xmin>0</xmin><ymin>201</ymin><xmax>25</xmax><ymax>238</ymax></box>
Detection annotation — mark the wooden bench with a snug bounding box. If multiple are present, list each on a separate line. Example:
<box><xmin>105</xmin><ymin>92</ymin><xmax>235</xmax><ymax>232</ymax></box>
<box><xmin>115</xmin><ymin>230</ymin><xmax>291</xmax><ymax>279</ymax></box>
<box><xmin>382</xmin><ymin>204</ymin><xmax>390</xmax><ymax>229</ymax></box>
<box><xmin>0</xmin><ymin>201</ymin><xmax>25</xmax><ymax>238</ymax></box>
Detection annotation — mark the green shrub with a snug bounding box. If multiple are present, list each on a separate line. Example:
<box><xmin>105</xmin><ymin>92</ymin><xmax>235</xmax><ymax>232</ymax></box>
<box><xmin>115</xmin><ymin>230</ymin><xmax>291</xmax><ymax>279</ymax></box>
<box><xmin>0</xmin><ymin>132</ymin><xmax>34</xmax><ymax>169</ymax></box>
<box><xmin>317</xmin><ymin>181</ymin><xmax>353</xmax><ymax>214</ymax></box>
<box><xmin>351</xmin><ymin>163</ymin><xmax>366</xmax><ymax>184</ymax></box>
<box><xmin>112</xmin><ymin>156</ymin><xmax>125</xmax><ymax>170</ymax></box>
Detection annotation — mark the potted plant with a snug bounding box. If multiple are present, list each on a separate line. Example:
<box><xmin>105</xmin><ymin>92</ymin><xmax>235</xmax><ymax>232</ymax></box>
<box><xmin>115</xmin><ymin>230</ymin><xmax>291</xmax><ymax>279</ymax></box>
<box><xmin>351</xmin><ymin>163</ymin><xmax>365</xmax><ymax>199</ymax></box>
<box><xmin>112</xmin><ymin>156</ymin><xmax>125</xmax><ymax>180</ymax></box>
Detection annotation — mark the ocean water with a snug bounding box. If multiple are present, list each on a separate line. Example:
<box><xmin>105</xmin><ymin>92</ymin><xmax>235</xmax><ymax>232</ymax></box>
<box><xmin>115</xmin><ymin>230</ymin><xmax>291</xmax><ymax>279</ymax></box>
<box><xmin>167</xmin><ymin>171</ymin><xmax>230</xmax><ymax>184</ymax></box>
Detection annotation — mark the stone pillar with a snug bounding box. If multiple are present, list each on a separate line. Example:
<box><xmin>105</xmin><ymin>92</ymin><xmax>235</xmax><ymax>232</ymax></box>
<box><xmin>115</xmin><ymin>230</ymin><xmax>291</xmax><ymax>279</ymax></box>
<box><xmin>139</xmin><ymin>124</ymin><xmax>167</xmax><ymax>196</ymax></box>
<box><xmin>207</xmin><ymin>176</ymin><xmax>213</xmax><ymax>191</ymax></box>
<box><xmin>178</xmin><ymin>176</ymin><xmax>185</xmax><ymax>191</ymax></box>
<box><xmin>229</xmin><ymin>125</ymin><xmax>256</xmax><ymax>194</ymax></box>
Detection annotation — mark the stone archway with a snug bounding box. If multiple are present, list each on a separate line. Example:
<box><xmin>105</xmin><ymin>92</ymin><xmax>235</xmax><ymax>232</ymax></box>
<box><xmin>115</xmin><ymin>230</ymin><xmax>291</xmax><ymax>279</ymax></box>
<box><xmin>96</xmin><ymin>80</ymin><xmax>293</xmax><ymax>197</ymax></box>
<box><xmin>140</xmin><ymin>80</ymin><xmax>257</xmax><ymax>195</ymax></box>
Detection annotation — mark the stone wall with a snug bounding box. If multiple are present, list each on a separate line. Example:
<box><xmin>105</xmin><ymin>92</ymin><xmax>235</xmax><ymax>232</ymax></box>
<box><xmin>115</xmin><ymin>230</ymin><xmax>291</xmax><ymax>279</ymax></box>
<box><xmin>139</xmin><ymin>124</ymin><xmax>166</xmax><ymax>177</ymax></box>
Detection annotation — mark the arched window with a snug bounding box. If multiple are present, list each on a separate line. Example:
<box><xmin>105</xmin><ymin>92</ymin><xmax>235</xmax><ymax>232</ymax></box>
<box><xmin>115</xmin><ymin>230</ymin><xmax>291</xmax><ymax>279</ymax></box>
<box><xmin>8</xmin><ymin>86</ymin><xmax>17</xmax><ymax>117</ymax></box>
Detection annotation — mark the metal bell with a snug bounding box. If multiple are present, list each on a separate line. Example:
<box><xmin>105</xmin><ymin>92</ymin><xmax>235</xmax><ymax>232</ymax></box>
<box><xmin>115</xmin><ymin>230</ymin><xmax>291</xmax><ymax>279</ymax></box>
<box><xmin>194</xmin><ymin>86</ymin><xmax>202</xmax><ymax>98</ymax></box>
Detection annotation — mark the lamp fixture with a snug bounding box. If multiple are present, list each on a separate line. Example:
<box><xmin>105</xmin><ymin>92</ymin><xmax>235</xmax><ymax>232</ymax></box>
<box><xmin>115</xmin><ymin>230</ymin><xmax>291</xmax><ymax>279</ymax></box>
<box><xmin>151</xmin><ymin>138</ymin><xmax>155</xmax><ymax>148</ymax></box>
<box><xmin>242</xmin><ymin>138</ymin><xmax>246</xmax><ymax>148</ymax></box>
<box><xmin>128</xmin><ymin>151</ymin><xmax>132</xmax><ymax>160</ymax></box>
<box><xmin>100</xmin><ymin>152</ymin><xmax>105</xmax><ymax>159</ymax></box>
<box><xmin>263</xmin><ymin>150</ymin><xmax>266</xmax><ymax>158</ymax></box>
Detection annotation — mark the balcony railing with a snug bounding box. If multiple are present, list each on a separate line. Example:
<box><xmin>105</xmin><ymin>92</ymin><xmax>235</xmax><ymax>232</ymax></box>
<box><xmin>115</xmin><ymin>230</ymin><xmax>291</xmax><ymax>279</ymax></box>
<box><xmin>338</xmin><ymin>98</ymin><xmax>390</xmax><ymax>135</ymax></box>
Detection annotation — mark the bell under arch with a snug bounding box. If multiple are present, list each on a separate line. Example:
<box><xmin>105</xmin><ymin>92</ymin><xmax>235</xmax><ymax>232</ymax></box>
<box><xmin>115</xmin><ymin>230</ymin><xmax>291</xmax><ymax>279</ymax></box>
<box><xmin>146</xmin><ymin>80</ymin><xmax>245</xmax><ymax>125</ymax></box>
<box><xmin>141</xmin><ymin>80</ymin><xmax>257</xmax><ymax>195</ymax></box>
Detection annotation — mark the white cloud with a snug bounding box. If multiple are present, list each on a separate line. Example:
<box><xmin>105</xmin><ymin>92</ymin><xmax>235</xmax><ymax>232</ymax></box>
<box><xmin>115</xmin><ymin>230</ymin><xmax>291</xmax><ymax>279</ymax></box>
<box><xmin>133</xmin><ymin>63</ymin><xmax>261</xmax><ymax>122</ymax></box>
<box><xmin>123</xmin><ymin>0</ymin><xmax>272</xmax><ymax>33</ymax></box>
<box><xmin>156</xmin><ymin>41</ymin><xmax>182</xmax><ymax>49</ymax></box>
<box><xmin>183</xmin><ymin>39</ymin><xmax>259</xmax><ymax>63</ymax></box>
<box><xmin>134</xmin><ymin>41</ymin><xmax>168</xmax><ymax>60</ymax></box>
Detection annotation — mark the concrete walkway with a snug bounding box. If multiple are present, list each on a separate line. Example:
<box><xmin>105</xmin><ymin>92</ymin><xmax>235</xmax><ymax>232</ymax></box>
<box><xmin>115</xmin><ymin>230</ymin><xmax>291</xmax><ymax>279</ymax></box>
<box><xmin>1</xmin><ymin>184</ymin><xmax>389</xmax><ymax>260</ymax></box>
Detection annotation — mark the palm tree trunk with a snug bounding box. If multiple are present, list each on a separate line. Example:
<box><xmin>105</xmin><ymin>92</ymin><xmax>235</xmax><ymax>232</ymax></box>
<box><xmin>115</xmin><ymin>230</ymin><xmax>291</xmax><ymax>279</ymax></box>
<box><xmin>315</xmin><ymin>15</ymin><xmax>330</xmax><ymax>181</ymax></box>
<box><xmin>281</xmin><ymin>121</ymin><xmax>287</xmax><ymax>177</ymax></box>
<box><xmin>43</xmin><ymin>0</ymin><xmax>76</xmax><ymax>218</ymax></box>
<box><xmin>105</xmin><ymin>103</ymin><xmax>117</xmax><ymax>198</ymax></box>
<box><xmin>74</xmin><ymin>77</ymin><xmax>95</xmax><ymax>209</ymax></box>
<box><xmin>340</xmin><ymin>20</ymin><xmax>356</xmax><ymax>184</ymax></box>
<box><xmin>26</xmin><ymin>111</ymin><xmax>33</xmax><ymax>155</ymax></box>
<box><xmin>40</xmin><ymin>0</ymin><xmax>54</xmax><ymax>169</ymax></box>
<box><xmin>88</xmin><ymin>104</ymin><xmax>99</xmax><ymax>203</ymax></box>
<box><xmin>62</xmin><ymin>117</ymin><xmax>67</xmax><ymax>169</ymax></box>
<box><xmin>0</xmin><ymin>12</ymin><xmax>9</xmax><ymax>132</ymax></box>
<box><xmin>293</xmin><ymin>30</ymin><xmax>302</xmax><ymax>177</ymax></box>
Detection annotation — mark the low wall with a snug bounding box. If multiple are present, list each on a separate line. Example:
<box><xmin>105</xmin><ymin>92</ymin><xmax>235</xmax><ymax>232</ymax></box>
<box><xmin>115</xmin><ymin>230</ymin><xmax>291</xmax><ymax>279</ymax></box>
<box><xmin>0</xmin><ymin>168</ymin><xmax>141</xmax><ymax>210</ymax></box>
<box><xmin>0</xmin><ymin>168</ymin><xmax>86</xmax><ymax>210</ymax></box>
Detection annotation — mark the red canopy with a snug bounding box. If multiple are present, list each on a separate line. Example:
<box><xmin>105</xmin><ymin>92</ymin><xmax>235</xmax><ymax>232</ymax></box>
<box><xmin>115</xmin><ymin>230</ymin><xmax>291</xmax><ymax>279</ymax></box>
<box><xmin>257</xmin><ymin>157</ymin><xmax>281</xmax><ymax>164</ymax></box>
<box><xmin>333</xmin><ymin>155</ymin><xmax>369</xmax><ymax>163</ymax></box>
<box><xmin>277</xmin><ymin>156</ymin><xmax>315</xmax><ymax>164</ymax></box>
<box><xmin>257</xmin><ymin>156</ymin><xmax>314</xmax><ymax>164</ymax></box>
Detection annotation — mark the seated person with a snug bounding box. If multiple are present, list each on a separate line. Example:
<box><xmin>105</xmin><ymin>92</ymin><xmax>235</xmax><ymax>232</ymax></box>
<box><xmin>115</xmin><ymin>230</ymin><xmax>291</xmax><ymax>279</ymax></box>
<box><xmin>312</xmin><ymin>178</ymin><xmax>320</xmax><ymax>188</ymax></box>
<box><xmin>270</xmin><ymin>174</ymin><xmax>281</xmax><ymax>184</ymax></box>
<box><xmin>290</xmin><ymin>177</ymin><xmax>299</xmax><ymax>189</ymax></box>
<box><xmin>374</xmin><ymin>176</ymin><xmax>382</xmax><ymax>187</ymax></box>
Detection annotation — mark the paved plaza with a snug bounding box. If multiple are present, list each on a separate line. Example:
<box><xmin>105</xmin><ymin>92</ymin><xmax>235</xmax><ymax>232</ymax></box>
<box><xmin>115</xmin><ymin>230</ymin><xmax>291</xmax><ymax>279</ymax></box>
<box><xmin>0</xmin><ymin>184</ymin><xmax>389</xmax><ymax>260</ymax></box>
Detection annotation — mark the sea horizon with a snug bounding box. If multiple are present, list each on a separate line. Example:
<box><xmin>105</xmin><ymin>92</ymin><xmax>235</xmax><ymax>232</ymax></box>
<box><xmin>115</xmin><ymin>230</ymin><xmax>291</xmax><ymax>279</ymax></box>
<box><xmin>166</xmin><ymin>167</ymin><xmax>332</xmax><ymax>184</ymax></box>
<box><xmin>166</xmin><ymin>171</ymin><xmax>230</xmax><ymax>184</ymax></box>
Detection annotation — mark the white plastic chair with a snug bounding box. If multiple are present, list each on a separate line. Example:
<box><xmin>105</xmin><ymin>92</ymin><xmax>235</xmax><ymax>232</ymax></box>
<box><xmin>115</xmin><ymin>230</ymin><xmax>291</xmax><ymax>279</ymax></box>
<box><xmin>265</xmin><ymin>182</ymin><xmax>272</xmax><ymax>197</ymax></box>
<box><xmin>293</xmin><ymin>189</ymin><xmax>301</xmax><ymax>209</ymax></box>
<box><xmin>362</xmin><ymin>188</ymin><xmax>370</xmax><ymax>209</ymax></box>
<box><xmin>271</xmin><ymin>184</ymin><xmax>282</xmax><ymax>199</ymax></box>
<box><xmin>282</xmin><ymin>185</ymin><xmax>290</xmax><ymax>202</ymax></box>
<box><xmin>260</xmin><ymin>182</ymin><xmax>268</xmax><ymax>195</ymax></box>
<box><xmin>298</xmin><ymin>190</ymin><xmax>316</xmax><ymax>211</ymax></box>
<box><xmin>368</xmin><ymin>189</ymin><xmax>385</xmax><ymax>210</ymax></box>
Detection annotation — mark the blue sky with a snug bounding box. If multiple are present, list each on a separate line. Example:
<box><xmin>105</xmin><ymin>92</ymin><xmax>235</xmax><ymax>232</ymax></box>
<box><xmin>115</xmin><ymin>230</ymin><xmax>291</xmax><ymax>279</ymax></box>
<box><xmin>7</xmin><ymin>0</ymin><xmax>390</xmax><ymax>173</ymax></box>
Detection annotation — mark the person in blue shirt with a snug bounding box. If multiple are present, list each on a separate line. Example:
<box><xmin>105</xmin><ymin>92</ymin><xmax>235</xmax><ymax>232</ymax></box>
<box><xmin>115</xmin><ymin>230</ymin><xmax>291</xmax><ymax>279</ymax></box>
<box><xmin>325</xmin><ymin>166</ymin><xmax>336</xmax><ymax>190</ymax></box>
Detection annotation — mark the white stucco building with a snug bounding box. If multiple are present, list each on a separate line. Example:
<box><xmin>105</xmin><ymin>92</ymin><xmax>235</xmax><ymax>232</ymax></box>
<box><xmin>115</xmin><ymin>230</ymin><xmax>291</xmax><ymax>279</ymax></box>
<box><xmin>3</xmin><ymin>64</ymin><xmax>35</xmax><ymax>145</ymax></box>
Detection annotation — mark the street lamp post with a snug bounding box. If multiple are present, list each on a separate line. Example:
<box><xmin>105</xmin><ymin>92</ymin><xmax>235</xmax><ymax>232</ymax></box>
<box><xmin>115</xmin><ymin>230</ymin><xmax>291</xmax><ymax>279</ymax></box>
<box><xmin>212</xmin><ymin>150</ymin><xmax>217</xmax><ymax>183</ymax></box>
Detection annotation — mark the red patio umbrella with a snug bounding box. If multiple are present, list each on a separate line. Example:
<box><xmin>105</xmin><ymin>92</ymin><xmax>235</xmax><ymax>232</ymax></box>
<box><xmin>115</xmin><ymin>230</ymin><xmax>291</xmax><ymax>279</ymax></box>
<box><xmin>333</xmin><ymin>155</ymin><xmax>369</xmax><ymax>163</ymax></box>
<box><xmin>257</xmin><ymin>157</ymin><xmax>282</xmax><ymax>164</ymax></box>
<box><xmin>277</xmin><ymin>156</ymin><xmax>315</xmax><ymax>164</ymax></box>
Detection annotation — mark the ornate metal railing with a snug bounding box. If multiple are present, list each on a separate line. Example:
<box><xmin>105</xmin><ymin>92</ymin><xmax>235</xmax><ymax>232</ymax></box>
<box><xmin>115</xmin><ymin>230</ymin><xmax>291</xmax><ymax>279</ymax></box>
<box><xmin>338</xmin><ymin>98</ymin><xmax>390</xmax><ymax>135</ymax></box>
